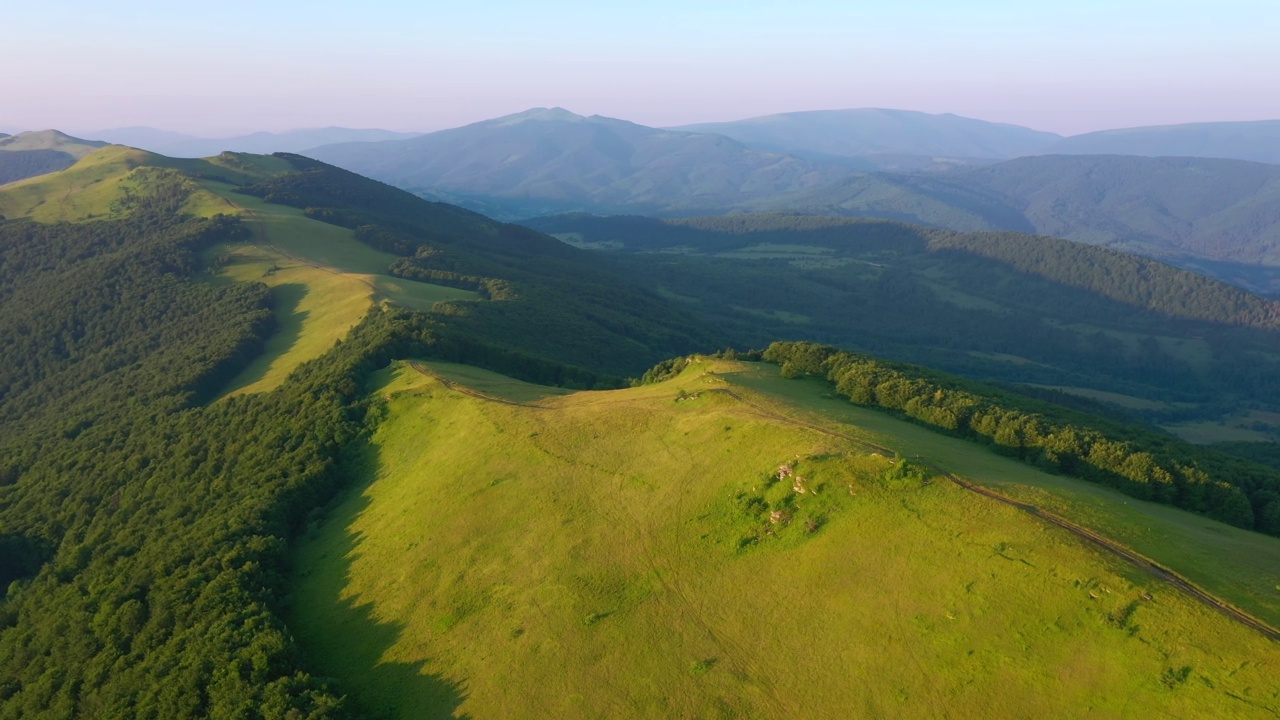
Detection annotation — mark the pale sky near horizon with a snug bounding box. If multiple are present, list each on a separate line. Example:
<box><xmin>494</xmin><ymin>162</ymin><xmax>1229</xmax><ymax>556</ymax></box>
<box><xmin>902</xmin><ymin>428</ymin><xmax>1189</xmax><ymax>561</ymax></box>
<box><xmin>2</xmin><ymin>0</ymin><xmax>1277</xmax><ymax>137</ymax></box>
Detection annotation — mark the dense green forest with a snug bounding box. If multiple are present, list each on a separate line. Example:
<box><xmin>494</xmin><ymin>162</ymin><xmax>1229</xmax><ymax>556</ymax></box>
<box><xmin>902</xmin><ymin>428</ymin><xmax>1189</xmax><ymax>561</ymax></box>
<box><xmin>0</xmin><ymin>177</ymin><xmax>355</xmax><ymax>716</ymax></box>
<box><xmin>760</xmin><ymin>341</ymin><xmax>1280</xmax><ymax>535</ymax></box>
<box><xmin>528</xmin><ymin>213</ymin><xmax>1280</xmax><ymax>410</ymax></box>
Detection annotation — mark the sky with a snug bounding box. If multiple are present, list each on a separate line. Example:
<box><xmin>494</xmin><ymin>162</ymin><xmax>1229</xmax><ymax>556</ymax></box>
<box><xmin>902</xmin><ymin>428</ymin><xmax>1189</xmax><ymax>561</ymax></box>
<box><xmin>2</xmin><ymin>0</ymin><xmax>1277</xmax><ymax>137</ymax></box>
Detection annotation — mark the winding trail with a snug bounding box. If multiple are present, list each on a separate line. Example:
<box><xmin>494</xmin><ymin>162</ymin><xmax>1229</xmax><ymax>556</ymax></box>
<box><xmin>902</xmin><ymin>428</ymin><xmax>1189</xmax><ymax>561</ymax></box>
<box><xmin>408</xmin><ymin>360</ymin><xmax>1280</xmax><ymax>643</ymax></box>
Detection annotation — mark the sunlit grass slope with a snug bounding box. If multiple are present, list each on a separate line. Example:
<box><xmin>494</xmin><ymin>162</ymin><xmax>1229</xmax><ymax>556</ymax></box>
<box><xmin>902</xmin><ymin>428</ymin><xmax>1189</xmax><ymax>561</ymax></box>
<box><xmin>0</xmin><ymin>146</ymin><xmax>290</xmax><ymax>222</ymax></box>
<box><xmin>289</xmin><ymin>358</ymin><xmax>1280</xmax><ymax>719</ymax></box>
<box><xmin>199</xmin><ymin>182</ymin><xmax>478</xmax><ymax>396</ymax></box>
<box><xmin>0</xmin><ymin>150</ymin><xmax>478</xmax><ymax>396</ymax></box>
<box><xmin>731</xmin><ymin>368</ymin><xmax>1280</xmax><ymax>629</ymax></box>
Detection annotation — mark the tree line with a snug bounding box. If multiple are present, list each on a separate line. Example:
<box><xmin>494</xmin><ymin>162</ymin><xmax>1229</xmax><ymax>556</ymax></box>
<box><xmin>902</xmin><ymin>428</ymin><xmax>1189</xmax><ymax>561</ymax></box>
<box><xmin>762</xmin><ymin>341</ymin><xmax>1280</xmax><ymax>535</ymax></box>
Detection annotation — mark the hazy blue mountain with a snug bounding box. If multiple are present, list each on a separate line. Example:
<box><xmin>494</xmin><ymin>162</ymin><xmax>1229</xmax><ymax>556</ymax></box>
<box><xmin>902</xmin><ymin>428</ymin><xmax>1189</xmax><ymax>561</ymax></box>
<box><xmin>1046</xmin><ymin>120</ymin><xmax>1280</xmax><ymax>164</ymax></box>
<box><xmin>307</xmin><ymin>107</ymin><xmax>852</xmax><ymax>218</ymax></box>
<box><xmin>91</xmin><ymin>126</ymin><xmax>421</xmax><ymax>157</ymax></box>
<box><xmin>0</xmin><ymin>130</ymin><xmax>109</xmax><ymax>184</ymax></box>
<box><xmin>765</xmin><ymin>154</ymin><xmax>1280</xmax><ymax>294</ymax></box>
<box><xmin>0</xmin><ymin>130</ymin><xmax>106</xmax><ymax>157</ymax></box>
<box><xmin>670</xmin><ymin>108</ymin><xmax>1061</xmax><ymax>162</ymax></box>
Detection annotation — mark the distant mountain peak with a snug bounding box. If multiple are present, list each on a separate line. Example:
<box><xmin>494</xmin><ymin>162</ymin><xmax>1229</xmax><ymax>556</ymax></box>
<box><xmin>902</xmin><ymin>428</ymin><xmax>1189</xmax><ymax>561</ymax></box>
<box><xmin>0</xmin><ymin>130</ymin><xmax>108</xmax><ymax>153</ymax></box>
<box><xmin>494</xmin><ymin>107</ymin><xmax>588</xmax><ymax>125</ymax></box>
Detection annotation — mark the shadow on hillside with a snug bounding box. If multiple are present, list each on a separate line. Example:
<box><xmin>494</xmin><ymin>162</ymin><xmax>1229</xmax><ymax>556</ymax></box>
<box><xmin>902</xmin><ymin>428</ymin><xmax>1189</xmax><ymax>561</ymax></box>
<box><xmin>293</xmin><ymin>439</ymin><xmax>470</xmax><ymax>719</ymax></box>
<box><xmin>217</xmin><ymin>282</ymin><xmax>309</xmax><ymax>395</ymax></box>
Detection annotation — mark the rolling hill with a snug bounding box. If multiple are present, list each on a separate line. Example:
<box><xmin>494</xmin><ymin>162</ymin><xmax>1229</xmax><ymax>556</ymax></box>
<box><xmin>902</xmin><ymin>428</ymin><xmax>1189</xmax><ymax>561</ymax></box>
<box><xmin>670</xmin><ymin>108</ymin><xmax>1061</xmax><ymax>164</ymax></box>
<box><xmin>289</xmin><ymin>356</ymin><xmax>1280</xmax><ymax>718</ymax></box>
<box><xmin>91</xmin><ymin>126</ymin><xmax>421</xmax><ymax>158</ymax></box>
<box><xmin>306</xmin><ymin>108</ymin><xmax>852</xmax><ymax>219</ymax></box>
<box><xmin>0</xmin><ymin>130</ymin><xmax>108</xmax><ymax>185</ymax></box>
<box><xmin>1046</xmin><ymin>120</ymin><xmax>1280</xmax><ymax>164</ymax></box>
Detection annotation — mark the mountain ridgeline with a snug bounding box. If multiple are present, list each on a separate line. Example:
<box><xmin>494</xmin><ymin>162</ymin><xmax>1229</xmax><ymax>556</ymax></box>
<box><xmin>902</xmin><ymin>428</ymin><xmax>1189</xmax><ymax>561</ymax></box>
<box><xmin>761</xmin><ymin>154</ymin><xmax>1280</xmax><ymax>293</ymax></box>
<box><xmin>88</xmin><ymin>127</ymin><xmax>422</xmax><ymax>159</ymax></box>
<box><xmin>305</xmin><ymin>108</ymin><xmax>857</xmax><ymax>218</ymax></box>
<box><xmin>1046</xmin><ymin>119</ymin><xmax>1280</xmax><ymax>164</ymax></box>
<box><xmin>669</xmin><ymin>108</ymin><xmax>1063</xmax><ymax>162</ymax></box>
<box><xmin>0</xmin><ymin>131</ymin><xmax>109</xmax><ymax>186</ymax></box>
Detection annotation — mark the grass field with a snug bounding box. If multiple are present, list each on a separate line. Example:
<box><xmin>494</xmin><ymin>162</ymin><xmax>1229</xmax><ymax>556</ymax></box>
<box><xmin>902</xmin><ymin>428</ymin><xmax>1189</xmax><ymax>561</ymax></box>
<box><xmin>730</xmin><ymin>366</ymin><xmax>1280</xmax><ymax>628</ymax></box>
<box><xmin>199</xmin><ymin>182</ymin><xmax>478</xmax><ymax>396</ymax></box>
<box><xmin>288</xmin><ymin>358</ymin><xmax>1280</xmax><ymax>719</ymax></box>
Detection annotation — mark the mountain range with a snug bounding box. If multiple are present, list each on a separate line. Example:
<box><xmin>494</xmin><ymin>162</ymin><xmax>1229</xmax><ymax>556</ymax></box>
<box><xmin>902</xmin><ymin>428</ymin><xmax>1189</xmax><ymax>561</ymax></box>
<box><xmin>306</xmin><ymin>107</ymin><xmax>855</xmax><ymax>217</ymax></box>
<box><xmin>0</xmin><ymin>130</ymin><xmax>108</xmax><ymax>185</ymax></box>
<box><xmin>669</xmin><ymin>108</ymin><xmax>1063</xmax><ymax>163</ymax></box>
<box><xmin>757</xmin><ymin>154</ymin><xmax>1280</xmax><ymax>293</ymax></box>
<box><xmin>88</xmin><ymin>126</ymin><xmax>420</xmax><ymax>158</ymax></box>
<box><xmin>295</xmin><ymin>108</ymin><xmax>1280</xmax><ymax>292</ymax></box>
<box><xmin>1051</xmin><ymin>120</ymin><xmax>1280</xmax><ymax>164</ymax></box>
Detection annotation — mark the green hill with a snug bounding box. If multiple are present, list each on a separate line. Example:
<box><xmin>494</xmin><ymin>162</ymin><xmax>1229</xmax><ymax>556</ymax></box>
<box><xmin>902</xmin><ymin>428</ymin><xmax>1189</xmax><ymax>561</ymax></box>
<box><xmin>289</xmin><ymin>357</ymin><xmax>1280</xmax><ymax>719</ymax></box>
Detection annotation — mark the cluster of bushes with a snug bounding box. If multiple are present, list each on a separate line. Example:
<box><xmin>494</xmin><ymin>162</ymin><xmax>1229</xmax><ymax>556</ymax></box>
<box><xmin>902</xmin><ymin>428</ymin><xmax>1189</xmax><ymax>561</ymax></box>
<box><xmin>763</xmin><ymin>341</ymin><xmax>1280</xmax><ymax>534</ymax></box>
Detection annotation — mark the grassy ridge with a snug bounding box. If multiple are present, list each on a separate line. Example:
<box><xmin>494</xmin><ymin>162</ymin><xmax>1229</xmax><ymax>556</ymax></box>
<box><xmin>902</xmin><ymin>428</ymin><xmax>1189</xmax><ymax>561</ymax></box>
<box><xmin>197</xmin><ymin>182</ymin><xmax>479</xmax><ymax>396</ymax></box>
<box><xmin>289</xmin><ymin>358</ymin><xmax>1280</xmax><ymax>718</ymax></box>
<box><xmin>728</xmin><ymin>365</ymin><xmax>1280</xmax><ymax>628</ymax></box>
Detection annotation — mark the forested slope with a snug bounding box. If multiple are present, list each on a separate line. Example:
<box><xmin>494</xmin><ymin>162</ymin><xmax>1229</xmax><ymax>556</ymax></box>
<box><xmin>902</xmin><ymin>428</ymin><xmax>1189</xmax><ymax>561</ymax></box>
<box><xmin>528</xmin><ymin>213</ymin><xmax>1280</xmax><ymax>408</ymax></box>
<box><xmin>240</xmin><ymin>154</ymin><xmax>718</xmax><ymax>376</ymax></box>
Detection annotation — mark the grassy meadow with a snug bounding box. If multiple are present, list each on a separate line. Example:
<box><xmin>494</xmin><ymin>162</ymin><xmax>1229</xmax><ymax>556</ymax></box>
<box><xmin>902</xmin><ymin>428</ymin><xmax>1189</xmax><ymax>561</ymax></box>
<box><xmin>198</xmin><ymin>182</ymin><xmax>478</xmax><ymax>395</ymax></box>
<box><xmin>288</xmin><ymin>358</ymin><xmax>1280</xmax><ymax>719</ymax></box>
